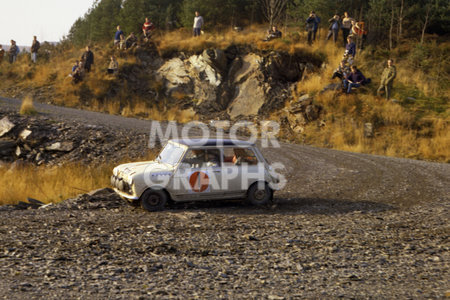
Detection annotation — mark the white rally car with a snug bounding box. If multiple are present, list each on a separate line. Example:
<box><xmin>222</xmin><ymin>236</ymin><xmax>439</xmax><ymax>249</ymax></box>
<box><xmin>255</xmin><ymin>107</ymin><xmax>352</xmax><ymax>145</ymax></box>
<box><xmin>111</xmin><ymin>139</ymin><xmax>281</xmax><ymax>211</ymax></box>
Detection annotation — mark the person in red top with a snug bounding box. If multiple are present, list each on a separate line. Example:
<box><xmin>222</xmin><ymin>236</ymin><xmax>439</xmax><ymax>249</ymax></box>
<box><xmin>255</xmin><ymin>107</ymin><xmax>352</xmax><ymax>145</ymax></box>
<box><xmin>142</xmin><ymin>17</ymin><xmax>155</xmax><ymax>40</ymax></box>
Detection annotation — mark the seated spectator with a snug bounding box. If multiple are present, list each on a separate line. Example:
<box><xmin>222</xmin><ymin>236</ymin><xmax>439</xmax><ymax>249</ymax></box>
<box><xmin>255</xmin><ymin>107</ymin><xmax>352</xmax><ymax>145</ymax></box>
<box><xmin>344</xmin><ymin>36</ymin><xmax>356</xmax><ymax>65</ymax></box>
<box><xmin>343</xmin><ymin>65</ymin><xmax>370</xmax><ymax>94</ymax></box>
<box><xmin>125</xmin><ymin>32</ymin><xmax>138</xmax><ymax>49</ymax></box>
<box><xmin>264</xmin><ymin>26</ymin><xmax>282</xmax><ymax>41</ymax></box>
<box><xmin>332</xmin><ymin>60</ymin><xmax>350</xmax><ymax>80</ymax></box>
<box><xmin>142</xmin><ymin>18</ymin><xmax>155</xmax><ymax>40</ymax></box>
<box><xmin>70</xmin><ymin>60</ymin><xmax>83</xmax><ymax>84</ymax></box>
<box><xmin>107</xmin><ymin>56</ymin><xmax>118</xmax><ymax>75</ymax></box>
<box><xmin>119</xmin><ymin>34</ymin><xmax>126</xmax><ymax>50</ymax></box>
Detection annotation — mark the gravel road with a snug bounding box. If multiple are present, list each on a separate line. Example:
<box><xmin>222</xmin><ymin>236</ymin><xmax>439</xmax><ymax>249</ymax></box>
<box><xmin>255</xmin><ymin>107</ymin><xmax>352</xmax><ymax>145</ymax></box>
<box><xmin>0</xmin><ymin>97</ymin><xmax>448</xmax><ymax>298</ymax></box>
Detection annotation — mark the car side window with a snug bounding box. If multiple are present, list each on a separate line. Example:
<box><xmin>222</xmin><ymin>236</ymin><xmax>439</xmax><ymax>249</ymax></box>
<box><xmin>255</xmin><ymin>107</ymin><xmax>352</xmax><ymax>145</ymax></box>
<box><xmin>182</xmin><ymin>149</ymin><xmax>221</xmax><ymax>168</ymax></box>
<box><xmin>223</xmin><ymin>147</ymin><xmax>258</xmax><ymax>166</ymax></box>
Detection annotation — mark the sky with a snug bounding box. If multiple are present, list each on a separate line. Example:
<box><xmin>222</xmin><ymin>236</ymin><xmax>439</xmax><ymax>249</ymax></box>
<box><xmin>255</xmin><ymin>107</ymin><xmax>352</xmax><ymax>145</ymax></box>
<box><xmin>0</xmin><ymin>0</ymin><xmax>95</xmax><ymax>46</ymax></box>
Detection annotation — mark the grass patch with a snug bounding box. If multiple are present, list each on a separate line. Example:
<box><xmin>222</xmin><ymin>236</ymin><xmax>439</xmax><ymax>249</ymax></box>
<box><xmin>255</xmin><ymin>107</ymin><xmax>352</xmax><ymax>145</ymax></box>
<box><xmin>19</xmin><ymin>95</ymin><xmax>38</xmax><ymax>115</ymax></box>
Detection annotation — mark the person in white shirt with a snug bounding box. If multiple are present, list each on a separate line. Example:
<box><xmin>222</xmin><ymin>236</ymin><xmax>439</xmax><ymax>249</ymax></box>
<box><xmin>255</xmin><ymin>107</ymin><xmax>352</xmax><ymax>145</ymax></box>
<box><xmin>193</xmin><ymin>11</ymin><xmax>204</xmax><ymax>37</ymax></box>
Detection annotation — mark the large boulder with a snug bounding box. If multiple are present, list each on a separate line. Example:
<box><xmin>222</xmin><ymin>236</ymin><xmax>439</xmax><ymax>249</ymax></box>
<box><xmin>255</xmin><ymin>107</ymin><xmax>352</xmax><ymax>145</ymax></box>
<box><xmin>227</xmin><ymin>54</ymin><xmax>268</xmax><ymax>119</ymax></box>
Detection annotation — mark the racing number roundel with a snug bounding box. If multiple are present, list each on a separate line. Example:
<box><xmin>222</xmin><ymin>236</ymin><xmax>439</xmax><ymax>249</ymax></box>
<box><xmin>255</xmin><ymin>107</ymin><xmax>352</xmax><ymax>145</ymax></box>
<box><xmin>189</xmin><ymin>171</ymin><xmax>209</xmax><ymax>192</ymax></box>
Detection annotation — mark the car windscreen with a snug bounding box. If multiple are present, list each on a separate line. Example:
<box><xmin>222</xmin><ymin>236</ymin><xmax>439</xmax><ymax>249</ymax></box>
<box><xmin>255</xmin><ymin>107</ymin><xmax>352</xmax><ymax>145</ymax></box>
<box><xmin>158</xmin><ymin>143</ymin><xmax>185</xmax><ymax>165</ymax></box>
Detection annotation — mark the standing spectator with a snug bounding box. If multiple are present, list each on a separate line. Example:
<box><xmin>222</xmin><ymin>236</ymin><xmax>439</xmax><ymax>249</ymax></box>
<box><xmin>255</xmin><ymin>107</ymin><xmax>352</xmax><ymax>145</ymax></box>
<box><xmin>81</xmin><ymin>46</ymin><xmax>94</xmax><ymax>73</ymax></box>
<box><xmin>313</xmin><ymin>13</ymin><xmax>320</xmax><ymax>41</ymax></box>
<box><xmin>264</xmin><ymin>25</ymin><xmax>282</xmax><ymax>41</ymax></box>
<box><xmin>9</xmin><ymin>40</ymin><xmax>19</xmax><ymax>64</ymax></box>
<box><xmin>343</xmin><ymin>65</ymin><xmax>368</xmax><ymax>94</ymax></box>
<box><xmin>326</xmin><ymin>15</ymin><xmax>340</xmax><ymax>43</ymax></box>
<box><xmin>114</xmin><ymin>26</ymin><xmax>124</xmax><ymax>47</ymax></box>
<box><xmin>142</xmin><ymin>18</ymin><xmax>155</xmax><ymax>40</ymax></box>
<box><xmin>341</xmin><ymin>12</ymin><xmax>354</xmax><ymax>47</ymax></box>
<box><xmin>306</xmin><ymin>11</ymin><xmax>318</xmax><ymax>45</ymax></box>
<box><xmin>377</xmin><ymin>59</ymin><xmax>397</xmax><ymax>100</ymax></box>
<box><xmin>107</xmin><ymin>56</ymin><xmax>119</xmax><ymax>75</ymax></box>
<box><xmin>344</xmin><ymin>36</ymin><xmax>356</xmax><ymax>65</ymax></box>
<box><xmin>31</xmin><ymin>36</ymin><xmax>40</xmax><ymax>63</ymax></box>
<box><xmin>0</xmin><ymin>45</ymin><xmax>4</xmax><ymax>64</ymax></box>
<box><xmin>193</xmin><ymin>11</ymin><xmax>204</xmax><ymax>37</ymax></box>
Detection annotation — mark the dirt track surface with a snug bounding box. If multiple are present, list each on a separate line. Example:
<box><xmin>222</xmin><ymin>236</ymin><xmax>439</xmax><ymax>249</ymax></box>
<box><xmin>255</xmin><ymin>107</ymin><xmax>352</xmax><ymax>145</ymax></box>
<box><xmin>0</xmin><ymin>97</ymin><xmax>449</xmax><ymax>298</ymax></box>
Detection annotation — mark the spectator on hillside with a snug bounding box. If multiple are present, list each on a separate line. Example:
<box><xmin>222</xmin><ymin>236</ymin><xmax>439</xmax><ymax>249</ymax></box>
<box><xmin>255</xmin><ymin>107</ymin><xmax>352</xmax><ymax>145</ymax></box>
<box><xmin>341</xmin><ymin>12</ymin><xmax>354</xmax><ymax>47</ymax></box>
<box><xmin>331</xmin><ymin>60</ymin><xmax>350</xmax><ymax>80</ymax></box>
<box><xmin>313</xmin><ymin>13</ymin><xmax>320</xmax><ymax>41</ymax></box>
<box><xmin>31</xmin><ymin>36</ymin><xmax>40</xmax><ymax>63</ymax></box>
<box><xmin>0</xmin><ymin>45</ymin><xmax>4</xmax><ymax>64</ymax></box>
<box><xmin>125</xmin><ymin>32</ymin><xmax>138</xmax><ymax>49</ymax></box>
<box><xmin>350</xmin><ymin>20</ymin><xmax>368</xmax><ymax>48</ymax></box>
<box><xmin>114</xmin><ymin>25</ymin><xmax>124</xmax><ymax>48</ymax></box>
<box><xmin>9</xmin><ymin>40</ymin><xmax>19</xmax><ymax>64</ymax></box>
<box><xmin>119</xmin><ymin>33</ymin><xmax>126</xmax><ymax>50</ymax></box>
<box><xmin>344</xmin><ymin>36</ymin><xmax>356</xmax><ymax>65</ymax></box>
<box><xmin>107</xmin><ymin>56</ymin><xmax>119</xmax><ymax>75</ymax></box>
<box><xmin>326</xmin><ymin>15</ymin><xmax>340</xmax><ymax>43</ymax></box>
<box><xmin>193</xmin><ymin>11</ymin><xmax>204</xmax><ymax>37</ymax></box>
<box><xmin>343</xmin><ymin>65</ymin><xmax>370</xmax><ymax>94</ymax></box>
<box><xmin>81</xmin><ymin>46</ymin><xmax>94</xmax><ymax>73</ymax></box>
<box><xmin>70</xmin><ymin>60</ymin><xmax>83</xmax><ymax>84</ymax></box>
<box><xmin>264</xmin><ymin>25</ymin><xmax>282</xmax><ymax>41</ymax></box>
<box><xmin>306</xmin><ymin>11</ymin><xmax>319</xmax><ymax>44</ymax></box>
<box><xmin>377</xmin><ymin>59</ymin><xmax>397</xmax><ymax>100</ymax></box>
<box><xmin>142</xmin><ymin>18</ymin><xmax>155</xmax><ymax>40</ymax></box>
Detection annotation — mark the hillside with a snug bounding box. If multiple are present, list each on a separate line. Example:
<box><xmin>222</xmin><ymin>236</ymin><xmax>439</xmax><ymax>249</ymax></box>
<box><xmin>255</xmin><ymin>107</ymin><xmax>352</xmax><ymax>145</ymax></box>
<box><xmin>0</xmin><ymin>28</ymin><xmax>448</xmax><ymax>162</ymax></box>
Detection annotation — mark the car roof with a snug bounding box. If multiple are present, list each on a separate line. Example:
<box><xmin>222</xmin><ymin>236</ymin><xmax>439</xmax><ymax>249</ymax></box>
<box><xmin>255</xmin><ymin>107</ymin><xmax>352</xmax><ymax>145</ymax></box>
<box><xmin>169</xmin><ymin>138</ymin><xmax>255</xmax><ymax>147</ymax></box>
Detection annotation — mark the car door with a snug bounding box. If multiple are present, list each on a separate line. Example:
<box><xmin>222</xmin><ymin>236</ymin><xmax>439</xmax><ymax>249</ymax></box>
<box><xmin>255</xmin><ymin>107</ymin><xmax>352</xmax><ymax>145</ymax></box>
<box><xmin>171</xmin><ymin>148</ymin><xmax>223</xmax><ymax>201</ymax></box>
<box><xmin>221</xmin><ymin>147</ymin><xmax>265</xmax><ymax>194</ymax></box>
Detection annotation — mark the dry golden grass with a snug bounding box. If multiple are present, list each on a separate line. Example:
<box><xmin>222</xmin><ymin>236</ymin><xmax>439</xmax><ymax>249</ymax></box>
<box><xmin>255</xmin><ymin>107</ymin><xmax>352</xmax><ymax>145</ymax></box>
<box><xmin>0</xmin><ymin>163</ymin><xmax>111</xmax><ymax>205</ymax></box>
<box><xmin>19</xmin><ymin>95</ymin><xmax>37</xmax><ymax>115</ymax></box>
<box><xmin>0</xmin><ymin>149</ymin><xmax>159</xmax><ymax>206</ymax></box>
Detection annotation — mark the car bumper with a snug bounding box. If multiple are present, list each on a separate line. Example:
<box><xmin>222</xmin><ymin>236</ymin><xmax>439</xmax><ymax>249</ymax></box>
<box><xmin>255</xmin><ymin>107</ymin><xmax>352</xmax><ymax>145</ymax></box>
<box><xmin>113</xmin><ymin>188</ymin><xmax>139</xmax><ymax>200</ymax></box>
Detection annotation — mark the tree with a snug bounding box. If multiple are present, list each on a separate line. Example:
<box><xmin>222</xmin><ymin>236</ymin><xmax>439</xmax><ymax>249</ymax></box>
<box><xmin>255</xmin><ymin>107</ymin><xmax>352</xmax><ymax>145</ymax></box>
<box><xmin>260</xmin><ymin>0</ymin><xmax>289</xmax><ymax>26</ymax></box>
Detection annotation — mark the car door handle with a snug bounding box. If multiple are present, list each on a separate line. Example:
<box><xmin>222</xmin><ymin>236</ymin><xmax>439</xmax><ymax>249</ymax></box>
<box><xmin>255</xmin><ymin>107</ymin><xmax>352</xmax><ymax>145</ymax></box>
<box><xmin>213</xmin><ymin>170</ymin><xmax>221</xmax><ymax>173</ymax></box>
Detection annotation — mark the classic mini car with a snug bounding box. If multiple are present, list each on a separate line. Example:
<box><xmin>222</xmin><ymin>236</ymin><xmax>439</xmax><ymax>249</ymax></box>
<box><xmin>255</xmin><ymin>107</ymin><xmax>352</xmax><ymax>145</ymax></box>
<box><xmin>111</xmin><ymin>139</ymin><xmax>281</xmax><ymax>211</ymax></box>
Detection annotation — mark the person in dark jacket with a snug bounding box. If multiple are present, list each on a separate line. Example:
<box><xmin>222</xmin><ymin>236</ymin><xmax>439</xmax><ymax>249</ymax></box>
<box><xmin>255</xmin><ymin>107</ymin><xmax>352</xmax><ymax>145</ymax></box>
<box><xmin>264</xmin><ymin>25</ymin><xmax>282</xmax><ymax>41</ymax></box>
<box><xmin>9</xmin><ymin>40</ymin><xmax>19</xmax><ymax>63</ymax></box>
<box><xmin>343</xmin><ymin>65</ymin><xmax>367</xmax><ymax>94</ymax></box>
<box><xmin>31</xmin><ymin>36</ymin><xmax>40</xmax><ymax>63</ymax></box>
<box><xmin>344</xmin><ymin>36</ymin><xmax>356</xmax><ymax>65</ymax></box>
<box><xmin>306</xmin><ymin>11</ymin><xmax>319</xmax><ymax>44</ymax></box>
<box><xmin>326</xmin><ymin>15</ymin><xmax>340</xmax><ymax>43</ymax></box>
<box><xmin>81</xmin><ymin>46</ymin><xmax>94</xmax><ymax>73</ymax></box>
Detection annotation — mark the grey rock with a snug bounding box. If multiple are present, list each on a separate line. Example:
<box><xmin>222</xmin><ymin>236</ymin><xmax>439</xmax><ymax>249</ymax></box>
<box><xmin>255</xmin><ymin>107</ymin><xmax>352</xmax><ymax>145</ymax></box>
<box><xmin>0</xmin><ymin>116</ymin><xmax>15</xmax><ymax>137</ymax></box>
<box><xmin>364</xmin><ymin>123</ymin><xmax>374</xmax><ymax>138</ymax></box>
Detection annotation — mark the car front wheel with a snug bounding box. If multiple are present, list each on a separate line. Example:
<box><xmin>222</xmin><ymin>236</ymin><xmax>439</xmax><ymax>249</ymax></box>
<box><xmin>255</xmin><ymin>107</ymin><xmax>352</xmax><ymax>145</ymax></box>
<box><xmin>247</xmin><ymin>182</ymin><xmax>273</xmax><ymax>206</ymax></box>
<box><xmin>140</xmin><ymin>189</ymin><xmax>167</xmax><ymax>212</ymax></box>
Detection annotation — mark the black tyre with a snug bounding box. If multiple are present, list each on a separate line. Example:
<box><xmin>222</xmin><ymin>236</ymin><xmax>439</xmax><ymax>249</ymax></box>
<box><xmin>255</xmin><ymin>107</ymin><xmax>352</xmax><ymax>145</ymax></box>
<box><xmin>246</xmin><ymin>182</ymin><xmax>273</xmax><ymax>206</ymax></box>
<box><xmin>140</xmin><ymin>189</ymin><xmax>167</xmax><ymax>212</ymax></box>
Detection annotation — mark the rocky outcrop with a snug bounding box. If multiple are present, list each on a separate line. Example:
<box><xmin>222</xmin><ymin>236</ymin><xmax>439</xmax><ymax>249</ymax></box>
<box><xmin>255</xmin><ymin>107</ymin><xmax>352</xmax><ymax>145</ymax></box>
<box><xmin>0</xmin><ymin>112</ymin><xmax>150</xmax><ymax>166</ymax></box>
<box><xmin>157</xmin><ymin>47</ymin><xmax>322</xmax><ymax>120</ymax></box>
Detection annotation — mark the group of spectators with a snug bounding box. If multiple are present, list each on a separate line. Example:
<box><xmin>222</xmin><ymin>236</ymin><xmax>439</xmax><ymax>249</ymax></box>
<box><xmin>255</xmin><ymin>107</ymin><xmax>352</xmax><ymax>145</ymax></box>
<box><xmin>330</xmin><ymin>34</ymin><xmax>396</xmax><ymax>98</ymax></box>
<box><xmin>0</xmin><ymin>36</ymin><xmax>40</xmax><ymax>65</ymax></box>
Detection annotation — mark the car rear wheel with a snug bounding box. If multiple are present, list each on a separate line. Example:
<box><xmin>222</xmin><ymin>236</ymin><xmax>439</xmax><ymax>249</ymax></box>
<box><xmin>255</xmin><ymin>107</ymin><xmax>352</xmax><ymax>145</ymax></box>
<box><xmin>140</xmin><ymin>189</ymin><xmax>167</xmax><ymax>212</ymax></box>
<box><xmin>247</xmin><ymin>182</ymin><xmax>273</xmax><ymax>206</ymax></box>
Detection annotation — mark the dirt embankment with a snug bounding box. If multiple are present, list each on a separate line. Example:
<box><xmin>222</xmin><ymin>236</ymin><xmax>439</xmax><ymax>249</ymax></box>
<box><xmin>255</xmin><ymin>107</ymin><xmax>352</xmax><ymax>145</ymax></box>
<box><xmin>0</xmin><ymin>97</ymin><xmax>449</xmax><ymax>298</ymax></box>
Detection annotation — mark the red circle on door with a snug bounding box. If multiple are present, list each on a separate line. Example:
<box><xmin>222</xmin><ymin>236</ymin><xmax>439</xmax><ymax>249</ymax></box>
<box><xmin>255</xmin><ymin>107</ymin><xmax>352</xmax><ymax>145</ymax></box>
<box><xmin>189</xmin><ymin>171</ymin><xmax>209</xmax><ymax>192</ymax></box>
